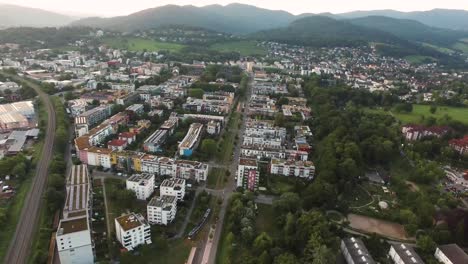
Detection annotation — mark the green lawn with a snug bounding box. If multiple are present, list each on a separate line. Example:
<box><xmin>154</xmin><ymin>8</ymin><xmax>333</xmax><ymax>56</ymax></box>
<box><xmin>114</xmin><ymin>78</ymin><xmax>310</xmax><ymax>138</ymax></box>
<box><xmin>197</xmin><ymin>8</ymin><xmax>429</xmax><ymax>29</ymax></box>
<box><xmin>404</xmin><ymin>55</ymin><xmax>436</xmax><ymax>64</ymax></box>
<box><xmin>268</xmin><ymin>175</ymin><xmax>296</xmax><ymax>195</ymax></box>
<box><xmin>103</xmin><ymin>37</ymin><xmax>185</xmax><ymax>52</ymax></box>
<box><xmin>452</xmin><ymin>41</ymin><xmax>468</xmax><ymax>54</ymax></box>
<box><xmin>421</xmin><ymin>43</ymin><xmax>454</xmax><ymax>54</ymax></box>
<box><xmin>120</xmin><ymin>238</ymin><xmax>193</xmax><ymax>264</ymax></box>
<box><xmin>367</xmin><ymin>104</ymin><xmax>468</xmax><ymax>125</ymax></box>
<box><xmin>210</xmin><ymin>41</ymin><xmax>267</xmax><ymax>56</ymax></box>
<box><xmin>207</xmin><ymin>168</ymin><xmax>227</xmax><ymax>189</ymax></box>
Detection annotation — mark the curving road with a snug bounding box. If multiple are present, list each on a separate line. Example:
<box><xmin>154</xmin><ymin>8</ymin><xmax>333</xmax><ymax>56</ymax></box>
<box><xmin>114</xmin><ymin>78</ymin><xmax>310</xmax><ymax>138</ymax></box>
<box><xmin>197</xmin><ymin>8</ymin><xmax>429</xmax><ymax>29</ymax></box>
<box><xmin>4</xmin><ymin>75</ymin><xmax>56</xmax><ymax>264</ymax></box>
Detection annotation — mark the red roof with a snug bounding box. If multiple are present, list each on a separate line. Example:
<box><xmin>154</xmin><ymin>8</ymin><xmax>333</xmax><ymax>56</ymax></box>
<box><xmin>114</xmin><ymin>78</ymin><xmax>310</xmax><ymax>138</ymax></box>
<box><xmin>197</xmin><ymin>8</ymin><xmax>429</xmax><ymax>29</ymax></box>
<box><xmin>119</xmin><ymin>132</ymin><xmax>135</xmax><ymax>138</ymax></box>
<box><xmin>449</xmin><ymin>135</ymin><xmax>468</xmax><ymax>147</ymax></box>
<box><xmin>108</xmin><ymin>139</ymin><xmax>127</xmax><ymax>147</ymax></box>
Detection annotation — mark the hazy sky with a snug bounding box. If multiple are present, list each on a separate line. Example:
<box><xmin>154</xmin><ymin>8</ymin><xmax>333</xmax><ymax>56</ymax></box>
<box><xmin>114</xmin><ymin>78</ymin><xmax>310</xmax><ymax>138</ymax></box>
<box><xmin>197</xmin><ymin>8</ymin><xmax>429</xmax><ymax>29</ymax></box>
<box><xmin>2</xmin><ymin>0</ymin><xmax>468</xmax><ymax>17</ymax></box>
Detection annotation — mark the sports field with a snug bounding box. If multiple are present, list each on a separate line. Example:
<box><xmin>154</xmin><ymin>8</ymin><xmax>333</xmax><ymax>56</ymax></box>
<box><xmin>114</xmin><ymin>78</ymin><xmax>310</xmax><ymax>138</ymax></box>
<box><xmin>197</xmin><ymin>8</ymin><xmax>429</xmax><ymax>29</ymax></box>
<box><xmin>102</xmin><ymin>37</ymin><xmax>185</xmax><ymax>52</ymax></box>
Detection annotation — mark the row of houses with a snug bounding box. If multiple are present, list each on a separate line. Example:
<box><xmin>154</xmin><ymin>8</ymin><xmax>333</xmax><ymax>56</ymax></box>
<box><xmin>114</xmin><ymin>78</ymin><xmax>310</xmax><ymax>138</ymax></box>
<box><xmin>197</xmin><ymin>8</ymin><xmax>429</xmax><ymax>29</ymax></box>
<box><xmin>342</xmin><ymin>237</ymin><xmax>468</xmax><ymax>264</ymax></box>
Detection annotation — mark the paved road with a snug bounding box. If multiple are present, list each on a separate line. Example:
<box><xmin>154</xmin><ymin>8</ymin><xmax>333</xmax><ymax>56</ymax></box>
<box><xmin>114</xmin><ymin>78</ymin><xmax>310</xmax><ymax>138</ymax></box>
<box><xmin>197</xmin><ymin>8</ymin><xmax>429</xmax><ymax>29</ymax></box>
<box><xmin>4</xmin><ymin>75</ymin><xmax>57</xmax><ymax>264</ymax></box>
<box><xmin>201</xmin><ymin>75</ymin><xmax>252</xmax><ymax>264</ymax></box>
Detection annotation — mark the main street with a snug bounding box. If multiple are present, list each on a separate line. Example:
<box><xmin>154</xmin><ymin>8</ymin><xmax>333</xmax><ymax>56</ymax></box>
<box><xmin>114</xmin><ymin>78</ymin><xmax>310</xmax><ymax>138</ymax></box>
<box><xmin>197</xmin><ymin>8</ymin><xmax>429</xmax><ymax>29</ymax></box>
<box><xmin>198</xmin><ymin>74</ymin><xmax>252</xmax><ymax>264</ymax></box>
<box><xmin>4</xmin><ymin>74</ymin><xmax>57</xmax><ymax>264</ymax></box>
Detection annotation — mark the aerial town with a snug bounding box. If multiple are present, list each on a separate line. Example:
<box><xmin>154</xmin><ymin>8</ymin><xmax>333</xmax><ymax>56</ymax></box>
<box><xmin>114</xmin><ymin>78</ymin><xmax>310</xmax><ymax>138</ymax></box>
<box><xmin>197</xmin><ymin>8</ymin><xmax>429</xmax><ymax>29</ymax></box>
<box><xmin>1</xmin><ymin>2</ymin><xmax>468</xmax><ymax>264</ymax></box>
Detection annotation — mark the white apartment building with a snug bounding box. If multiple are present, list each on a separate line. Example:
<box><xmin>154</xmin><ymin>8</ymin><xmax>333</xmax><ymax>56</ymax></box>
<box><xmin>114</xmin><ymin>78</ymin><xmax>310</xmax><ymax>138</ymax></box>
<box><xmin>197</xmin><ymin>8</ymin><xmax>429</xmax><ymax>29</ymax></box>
<box><xmin>434</xmin><ymin>244</ymin><xmax>468</xmax><ymax>264</ymax></box>
<box><xmin>115</xmin><ymin>213</ymin><xmax>152</xmax><ymax>251</ymax></box>
<box><xmin>388</xmin><ymin>243</ymin><xmax>424</xmax><ymax>264</ymax></box>
<box><xmin>147</xmin><ymin>195</ymin><xmax>177</xmax><ymax>225</ymax></box>
<box><xmin>126</xmin><ymin>173</ymin><xmax>155</xmax><ymax>200</ymax></box>
<box><xmin>56</xmin><ymin>164</ymin><xmax>94</xmax><ymax>264</ymax></box>
<box><xmin>160</xmin><ymin>178</ymin><xmax>186</xmax><ymax>201</ymax></box>
<box><xmin>56</xmin><ymin>217</ymin><xmax>94</xmax><ymax>264</ymax></box>
<box><xmin>237</xmin><ymin>158</ymin><xmax>258</xmax><ymax>188</ymax></box>
<box><xmin>270</xmin><ymin>158</ymin><xmax>315</xmax><ymax>179</ymax></box>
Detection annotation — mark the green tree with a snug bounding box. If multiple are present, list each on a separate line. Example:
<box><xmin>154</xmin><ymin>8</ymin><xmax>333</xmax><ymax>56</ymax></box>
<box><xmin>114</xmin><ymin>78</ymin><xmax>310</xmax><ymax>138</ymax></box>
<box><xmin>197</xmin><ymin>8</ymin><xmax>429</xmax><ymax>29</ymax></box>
<box><xmin>201</xmin><ymin>139</ymin><xmax>217</xmax><ymax>159</ymax></box>
<box><xmin>274</xmin><ymin>253</ymin><xmax>298</xmax><ymax>264</ymax></box>
<box><xmin>253</xmin><ymin>232</ymin><xmax>273</xmax><ymax>254</ymax></box>
<box><xmin>417</xmin><ymin>235</ymin><xmax>436</xmax><ymax>254</ymax></box>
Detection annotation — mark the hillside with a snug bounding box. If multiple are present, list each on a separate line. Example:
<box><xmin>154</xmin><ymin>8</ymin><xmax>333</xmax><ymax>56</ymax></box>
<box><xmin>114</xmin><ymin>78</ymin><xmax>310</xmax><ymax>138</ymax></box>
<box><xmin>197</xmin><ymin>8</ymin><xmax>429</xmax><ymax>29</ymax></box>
<box><xmin>0</xmin><ymin>4</ymin><xmax>74</xmax><ymax>28</ymax></box>
<box><xmin>348</xmin><ymin>16</ymin><xmax>468</xmax><ymax>46</ymax></box>
<box><xmin>338</xmin><ymin>9</ymin><xmax>468</xmax><ymax>31</ymax></box>
<box><xmin>71</xmin><ymin>4</ymin><xmax>301</xmax><ymax>34</ymax></box>
<box><xmin>253</xmin><ymin>16</ymin><xmax>406</xmax><ymax>47</ymax></box>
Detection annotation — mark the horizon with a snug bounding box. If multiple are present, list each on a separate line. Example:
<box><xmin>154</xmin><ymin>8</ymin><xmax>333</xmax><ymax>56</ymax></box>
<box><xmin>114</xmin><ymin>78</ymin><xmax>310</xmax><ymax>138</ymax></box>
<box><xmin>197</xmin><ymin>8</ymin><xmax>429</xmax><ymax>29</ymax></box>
<box><xmin>1</xmin><ymin>1</ymin><xmax>468</xmax><ymax>18</ymax></box>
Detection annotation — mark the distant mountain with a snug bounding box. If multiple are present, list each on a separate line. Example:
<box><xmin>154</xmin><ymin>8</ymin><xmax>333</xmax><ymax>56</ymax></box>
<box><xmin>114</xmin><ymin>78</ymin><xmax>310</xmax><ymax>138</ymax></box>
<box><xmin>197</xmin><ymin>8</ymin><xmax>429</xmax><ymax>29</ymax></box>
<box><xmin>71</xmin><ymin>4</ymin><xmax>301</xmax><ymax>34</ymax></box>
<box><xmin>348</xmin><ymin>16</ymin><xmax>468</xmax><ymax>46</ymax></box>
<box><xmin>338</xmin><ymin>9</ymin><xmax>468</xmax><ymax>31</ymax></box>
<box><xmin>0</xmin><ymin>4</ymin><xmax>75</xmax><ymax>28</ymax></box>
<box><xmin>253</xmin><ymin>16</ymin><xmax>406</xmax><ymax>47</ymax></box>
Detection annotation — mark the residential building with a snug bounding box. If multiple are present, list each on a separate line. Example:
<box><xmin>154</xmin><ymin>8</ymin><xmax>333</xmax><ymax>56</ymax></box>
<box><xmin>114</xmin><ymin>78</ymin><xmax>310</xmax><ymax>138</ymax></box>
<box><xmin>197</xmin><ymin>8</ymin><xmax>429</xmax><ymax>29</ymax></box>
<box><xmin>74</xmin><ymin>105</ymin><xmax>112</xmax><ymax>127</ymax></box>
<box><xmin>126</xmin><ymin>104</ymin><xmax>144</xmax><ymax>115</ymax></box>
<box><xmin>206</xmin><ymin>120</ymin><xmax>221</xmax><ymax>135</ymax></box>
<box><xmin>270</xmin><ymin>158</ymin><xmax>315</xmax><ymax>179</ymax></box>
<box><xmin>147</xmin><ymin>195</ymin><xmax>177</xmax><ymax>225</ymax></box>
<box><xmin>402</xmin><ymin>125</ymin><xmax>450</xmax><ymax>141</ymax></box>
<box><xmin>126</xmin><ymin>173</ymin><xmax>155</xmax><ymax>200</ymax></box>
<box><xmin>388</xmin><ymin>243</ymin><xmax>424</xmax><ymax>264</ymax></box>
<box><xmin>114</xmin><ymin>213</ymin><xmax>152</xmax><ymax>251</ymax></box>
<box><xmin>107</xmin><ymin>139</ymin><xmax>128</xmax><ymax>151</ymax></box>
<box><xmin>178</xmin><ymin>123</ymin><xmax>203</xmax><ymax>157</ymax></box>
<box><xmin>449</xmin><ymin>136</ymin><xmax>468</xmax><ymax>155</ymax></box>
<box><xmin>237</xmin><ymin>158</ymin><xmax>258</xmax><ymax>189</ymax></box>
<box><xmin>434</xmin><ymin>244</ymin><xmax>468</xmax><ymax>264</ymax></box>
<box><xmin>56</xmin><ymin>164</ymin><xmax>94</xmax><ymax>264</ymax></box>
<box><xmin>160</xmin><ymin>178</ymin><xmax>186</xmax><ymax>201</ymax></box>
<box><xmin>143</xmin><ymin>129</ymin><xmax>168</xmax><ymax>153</ymax></box>
<box><xmin>56</xmin><ymin>217</ymin><xmax>94</xmax><ymax>264</ymax></box>
<box><xmin>341</xmin><ymin>237</ymin><xmax>376</xmax><ymax>264</ymax></box>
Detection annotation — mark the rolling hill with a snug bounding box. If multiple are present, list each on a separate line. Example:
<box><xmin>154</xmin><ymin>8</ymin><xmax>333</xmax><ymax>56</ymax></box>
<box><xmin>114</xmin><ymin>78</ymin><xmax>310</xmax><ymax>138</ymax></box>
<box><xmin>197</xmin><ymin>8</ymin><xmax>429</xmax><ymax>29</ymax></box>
<box><xmin>0</xmin><ymin>4</ymin><xmax>75</xmax><ymax>28</ymax></box>
<box><xmin>71</xmin><ymin>4</ymin><xmax>301</xmax><ymax>34</ymax></box>
<box><xmin>253</xmin><ymin>16</ymin><xmax>408</xmax><ymax>47</ymax></box>
<box><xmin>337</xmin><ymin>9</ymin><xmax>468</xmax><ymax>31</ymax></box>
<box><xmin>348</xmin><ymin>16</ymin><xmax>468</xmax><ymax>46</ymax></box>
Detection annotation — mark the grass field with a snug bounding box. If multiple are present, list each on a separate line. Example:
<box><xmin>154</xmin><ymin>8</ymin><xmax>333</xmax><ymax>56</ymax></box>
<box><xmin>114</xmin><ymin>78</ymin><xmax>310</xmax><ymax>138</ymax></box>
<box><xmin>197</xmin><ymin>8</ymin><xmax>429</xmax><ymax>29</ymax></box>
<box><xmin>367</xmin><ymin>104</ymin><xmax>468</xmax><ymax>124</ymax></box>
<box><xmin>404</xmin><ymin>55</ymin><xmax>436</xmax><ymax>64</ymax></box>
<box><xmin>210</xmin><ymin>41</ymin><xmax>267</xmax><ymax>56</ymax></box>
<box><xmin>103</xmin><ymin>37</ymin><xmax>185</xmax><ymax>52</ymax></box>
<box><xmin>421</xmin><ymin>43</ymin><xmax>454</xmax><ymax>54</ymax></box>
<box><xmin>453</xmin><ymin>41</ymin><xmax>468</xmax><ymax>54</ymax></box>
<box><xmin>207</xmin><ymin>168</ymin><xmax>227</xmax><ymax>189</ymax></box>
<box><xmin>120</xmin><ymin>238</ymin><xmax>194</xmax><ymax>264</ymax></box>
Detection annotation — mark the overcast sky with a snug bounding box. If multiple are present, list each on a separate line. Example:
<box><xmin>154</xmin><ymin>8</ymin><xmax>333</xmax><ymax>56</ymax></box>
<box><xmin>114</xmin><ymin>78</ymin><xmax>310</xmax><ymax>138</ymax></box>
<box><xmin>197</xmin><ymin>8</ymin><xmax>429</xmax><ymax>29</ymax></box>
<box><xmin>2</xmin><ymin>0</ymin><xmax>468</xmax><ymax>17</ymax></box>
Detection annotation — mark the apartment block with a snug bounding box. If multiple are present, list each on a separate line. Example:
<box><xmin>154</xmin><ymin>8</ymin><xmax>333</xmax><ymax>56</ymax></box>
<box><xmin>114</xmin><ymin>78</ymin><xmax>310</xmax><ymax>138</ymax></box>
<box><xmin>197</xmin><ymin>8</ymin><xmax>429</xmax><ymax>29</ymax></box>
<box><xmin>160</xmin><ymin>178</ymin><xmax>186</xmax><ymax>201</ymax></box>
<box><xmin>270</xmin><ymin>158</ymin><xmax>315</xmax><ymax>179</ymax></box>
<box><xmin>236</xmin><ymin>158</ymin><xmax>260</xmax><ymax>191</ymax></box>
<box><xmin>341</xmin><ymin>237</ymin><xmax>375</xmax><ymax>264</ymax></box>
<box><xmin>178</xmin><ymin>123</ymin><xmax>203</xmax><ymax>157</ymax></box>
<box><xmin>388</xmin><ymin>243</ymin><xmax>424</xmax><ymax>264</ymax></box>
<box><xmin>147</xmin><ymin>195</ymin><xmax>177</xmax><ymax>225</ymax></box>
<box><xmin>115</xmin><ymin>213</ymin><xmax>152</xmax><ymax>251</ymax></box>
<box><xmin>126</xmin><ymin>173</ymin><xmax>155</xmax><ymax>200</ymax></box>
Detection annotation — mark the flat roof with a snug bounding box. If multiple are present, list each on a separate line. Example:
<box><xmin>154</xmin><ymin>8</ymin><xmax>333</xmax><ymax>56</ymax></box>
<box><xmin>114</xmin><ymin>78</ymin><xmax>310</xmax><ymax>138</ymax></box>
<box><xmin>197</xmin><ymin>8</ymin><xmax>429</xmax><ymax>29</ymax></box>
<box><xmin>148</xmin><ymin>195</ymin><xmax>177</xmax><ymax>208</ymax></box>
<box><xmin>438</xmin><ymin>244</ymin><xmax>468</xmax><ymax>263</ymax></box>
<box><xmin>239</xmin><ymin>158</ymin><xmax>257</xmax><ymax>167</ymax></box>
<box><xmin>161</xmin><ymin>178</ymin><xmax>185</xmax><ymax>188</ymax></box>
<box><xmin>342</xmin><ymin>237</ymin><xmax>376</xmax><ymax>264</ymax></box>
<box><xmin>115</xmin><ymin>213</ymin><xmax>147</xmax><ymax>232</ymax></box>
<box><xmin>390</xmin><ymin>243</ymin><xmax>424</xmax><ymax>264</ymax></box>
<box><xmin>57</xmin><ymin>216</ymin><xmax>88</xmax><ymax>235</ymax></box>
